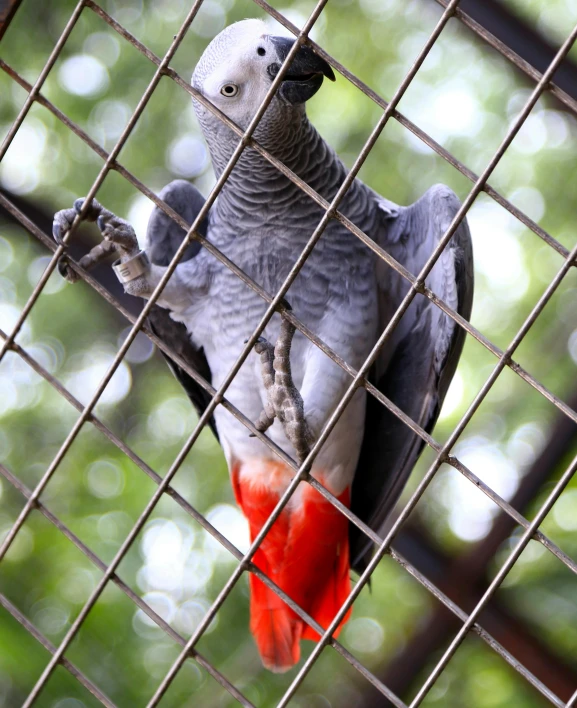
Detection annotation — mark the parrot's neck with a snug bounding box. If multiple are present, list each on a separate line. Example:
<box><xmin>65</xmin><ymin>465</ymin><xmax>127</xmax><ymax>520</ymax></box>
<box><xmin>204</xmin><ymin>114</ymin><xmax>355</xmax><ymax>228</ymax></box>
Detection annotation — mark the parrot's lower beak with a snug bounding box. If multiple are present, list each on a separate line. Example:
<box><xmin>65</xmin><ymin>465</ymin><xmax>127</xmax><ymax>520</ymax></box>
<box><xmin>267</xmin><ymin>35</ymin><xmax>335</xmax><ymax>104</ymax></box>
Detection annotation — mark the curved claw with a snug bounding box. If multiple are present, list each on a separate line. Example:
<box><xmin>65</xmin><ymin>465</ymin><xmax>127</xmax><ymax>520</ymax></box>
<box><xmin>254</xmin><ymin>337</ymin><xmax>272</xmax><ymax>355</ymax></box>
<box><xmin>52</xmin><ymin>221</ymin><xmax>64</xmax><ymax>245</ymax></box>
<box><xmin>57</xmin><ymin>255</ymin><xmax>79</xmax><ymax>284</ymax></box>
<box><xmin>73</xmin><ymin>197</ymin><xmax>103</xmax><ymax>222</ymax></box>
<box><xmin>244</xmin><ymin>335</ymin><xmax>268</xmax><ymax>345</ymax></box>
<box><xmin>52</xmin><ymin>207</ymin><xmax>77</xmax><ymax>245</ymax></box>
<box><xmin>52</xmin><ymin>197</ymin><xmax>104</xmax><ymax>246</ymax></box>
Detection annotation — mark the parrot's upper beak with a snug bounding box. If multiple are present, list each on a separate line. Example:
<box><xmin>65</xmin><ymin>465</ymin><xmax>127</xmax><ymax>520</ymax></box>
<box><xmin>267</xmin><ymin>36</ymin><xmax>335</xmax><ymax>104</ymax></box>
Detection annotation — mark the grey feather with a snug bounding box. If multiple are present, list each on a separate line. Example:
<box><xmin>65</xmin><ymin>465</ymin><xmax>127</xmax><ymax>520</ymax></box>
<box><xmin>350</xmin><ymin>185</ymin><xmax>474</xmax><ymax>573</ymax></box>
<box><xmin>146</xmin><ymin>180</ymin><xmax>218</xmax><ymax>439</ymax></box>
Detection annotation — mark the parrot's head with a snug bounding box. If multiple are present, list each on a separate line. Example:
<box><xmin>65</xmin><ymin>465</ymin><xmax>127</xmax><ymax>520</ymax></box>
<box><xmin>191</xmin><ymin>19</ymin><xmax>335</xmax><ymax>137</ymax></box>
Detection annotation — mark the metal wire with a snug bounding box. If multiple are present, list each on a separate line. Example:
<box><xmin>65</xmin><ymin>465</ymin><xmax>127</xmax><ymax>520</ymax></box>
<box><xmin>0</xmin><ymin>0</ymin><xmax>576</xmax><ymax>706</ymax></box>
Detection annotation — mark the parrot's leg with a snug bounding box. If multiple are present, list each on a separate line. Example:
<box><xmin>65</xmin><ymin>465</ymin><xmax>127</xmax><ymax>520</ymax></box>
<box><xmin>54</xmin><ymin>197</ymin><xmax>140</xmax><ymax>256</ymax></box>
<box><xmin>254</xmin><ymin>318</ymin><xmax>314</xmax><ymax>465</ymax></box>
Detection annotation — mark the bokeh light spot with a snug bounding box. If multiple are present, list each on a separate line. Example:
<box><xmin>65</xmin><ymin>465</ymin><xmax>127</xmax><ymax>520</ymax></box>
<box><xmin>86</xmin><ymin>460</ymin><xmax>125</xmax><ymax>498</ymax></box>
<box><xmin>58</xmin><ymin>55</ymin><xmax>110</xmax><ymax>97</ymax></box>
<box><xmin>344</xmin><ymin>617</ymin><xmax>385</xmax><ymax>653</ymax></box>
<box><xmin>166</xmin><ymin>135</ymin><xmax>208</xmax><ymax>178</ymax></box>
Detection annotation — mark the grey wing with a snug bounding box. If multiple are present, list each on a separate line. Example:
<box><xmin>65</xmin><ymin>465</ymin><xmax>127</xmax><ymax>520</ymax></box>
<box><xmin>350</xmin><ymin>184</ymin><xmax>473</xmax><ymax>573</ymax></box>
<box><xmin>146</xmin><ymin>179</ymin><xmax>218</xmax><ymax>440</ymax></box>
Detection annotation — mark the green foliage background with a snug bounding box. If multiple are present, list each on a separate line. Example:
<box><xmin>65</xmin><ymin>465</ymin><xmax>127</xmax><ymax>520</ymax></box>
<box><xmin>1</xmin><ymin>0</ymin><xmax>577</xmax><ymax>706</ymax></box>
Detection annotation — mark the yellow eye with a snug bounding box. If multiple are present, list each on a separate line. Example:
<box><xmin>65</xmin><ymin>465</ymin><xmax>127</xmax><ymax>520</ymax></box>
<box><xmin>220</xmin><ymin>83</ymin><xmax>239</xmax><ymax>97</ymax></box>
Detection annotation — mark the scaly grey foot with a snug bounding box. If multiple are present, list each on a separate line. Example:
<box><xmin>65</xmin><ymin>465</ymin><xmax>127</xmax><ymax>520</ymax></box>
<box><xmin>52</xmin><ymin>197</ymin><xmax>140</xmax><ymax>283</ymax></box>
<box><xmin>253</xmin><ymin>318</ymin><xmax>313</xmax><ymax>465</ymax></box>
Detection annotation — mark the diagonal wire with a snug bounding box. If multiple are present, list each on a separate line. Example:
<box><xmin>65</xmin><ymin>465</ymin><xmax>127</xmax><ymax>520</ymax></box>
<box><xmin>0</xmin><ymin>1</ymin><xmax>89</xmax><ymax>362</ymax></box>
<box><xmin>1</xmin><ymin>34</ymin><xmax>572</xmax><ymax>708</ymax></box>
<box><xmin>434</xmin><ymin>0</ymin><xmax>577</xmax><ymax>116</ymax></box>
<box><xmin>1</xmin><ymin>440</ymin><xmax>563</xmax><ymax>707</ymax></box>
<box><xmin>0</xmin><ymin>0</ymin><xmax>85</xmax><ymax>160</ymax></box>
<box><xmin>3</xmin><ymin>274</ymin><xmax>575</xmax><ymax>583</ymax></box>
<box><xmin>3</xmin><ymin>182</ymin><xmax>577</xmax><ymax>582</ymax></box>
<box><xmin>250</xmin><ymin>0</ymin><xmax>570</xmax><ymax>260</ymax></box>
<box><xmin>146</xmin><ymin>1</ymin><xmax>477</xmax><ymax>703</ymax></box>
<box><xmin>0</xmin><ymin>344</ymin><xmax>405</xmax><ymax>705</ymax></box>
<box><xmin>87</xmin><ymin>0</ymin><xmax>572</xmax><ymax>280</ymax></box>
<box><xmin>0</xmin><ymin>0</ymin><xmax>210</xmax><ymax>564</ymax></box>
<box><xmin>0</xmin><ymin>0</ymin><xmax>201</xmax><ymax>365</ymax></box>
<box><xmin>1</xmin><ymin>312</ymin><xmax>567</xmax><ymax>705</ymax></box>
<box><xmin>4</xmin><ymin>4</ymin><xmax>577</xmax><ymax>436</ymax></box>
<box><xmin>406</xmin><ymin>254</ymin><xmax>577</xmax><ymax>703</ymax></box>
<box><xmin>3</xmin><ymin>175</ymin><xmax>576</xmax><ymax>703</ymax></box>
<box><xmin>3</xmin><ymin>1</ymin><xmax>572</xmax><ymax>704</ymax></box>
<box><xmin>86</xmin><ymin>0</ymin><xmax>572</xmax><ymax>264</ymax></box>
<box><xmin>310</xmin><ymin>477</ymin><xmax>566</xmax><ymax>707</ymax></box>
<box><xmin>412</xmin><ymin>455</ymin><xmax>577</xmax><ymax>708</ymax></box>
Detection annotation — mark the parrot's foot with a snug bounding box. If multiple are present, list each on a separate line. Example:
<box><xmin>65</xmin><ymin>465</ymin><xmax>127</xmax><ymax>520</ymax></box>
<box><xmin>53</xmin><ymin>198</ymin><xmax>111</xmax><ymax>283</ymax></box>
<box><xmin>53</xmin><ymin>198</ymin><xmax>144</xmax><ymax>292</ymax></box>
<box><xmin>53</xmin><ymin>197</ymin><xmax>138</xmax><ymax>256</ymax></box>
<box><xmin>52</xmin><ymin>197</ymin><xmax>103</xmax><ymax>246</ymax></box>
<box><xmin>253</xmin><ymin>318</ymin><xmax>313</xmax><ymax>465</ymax></box>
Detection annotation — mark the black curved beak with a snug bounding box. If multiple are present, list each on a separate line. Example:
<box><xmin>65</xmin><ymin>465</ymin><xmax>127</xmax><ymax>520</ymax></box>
<box><xmin>267</xmin><ymin>36</ymin><xmax>335</xmax><ymax>104</ymax></box>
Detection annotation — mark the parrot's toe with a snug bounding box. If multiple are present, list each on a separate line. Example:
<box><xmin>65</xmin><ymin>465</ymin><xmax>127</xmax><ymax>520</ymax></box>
<box><xmin>52</xmin><ymin>197</ymin><xmax>103</xmax><ymax>246</ymax></box>
<box><xmin>254</xmin><ymin>336</ymin><xmax>273</xmax><ymax>355</ymax></box>
<box><xmin>52</xmin><ymin>206</ymin><xmax>77</xmax><ymax>245</ymax></box>
<box><xmin>57</xmin><ymin>255</ymin><xmax>79</xmax><ymax>284</ymax></box>
<box><xmin>74</xmin><ymin>197</ymin><xmax>104</xmax><ymax>221</ymax></box>
<box><xmin>96</xmin><ymin>212</ymin><xmax>139</xmax><ymax>256</ymax></box>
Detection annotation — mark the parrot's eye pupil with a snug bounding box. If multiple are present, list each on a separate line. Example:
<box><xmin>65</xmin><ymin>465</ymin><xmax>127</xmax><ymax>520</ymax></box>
<box><xmin>220</xmin><ymin>83</ymin><xmax>239</xmax><ymax>97</ymax></box>
<box><xmin>257</xmin><ymin>47</ymin><xmax>266</xmax><ymax>56</ymax></box>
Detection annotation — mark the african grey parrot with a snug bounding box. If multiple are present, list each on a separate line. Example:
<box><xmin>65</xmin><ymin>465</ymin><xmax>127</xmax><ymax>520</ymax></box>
<box><xmin>53</xmin><ymin>19</ymin><xmax>473</xmax><ymax>673</ymax></box>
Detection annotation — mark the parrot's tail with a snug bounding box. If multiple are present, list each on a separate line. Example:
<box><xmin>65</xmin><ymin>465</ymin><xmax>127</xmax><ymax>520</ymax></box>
<box><xmin>232</xmin><ymin>460</ymin><xmax>351</xmax><ymax>673</ymax></box>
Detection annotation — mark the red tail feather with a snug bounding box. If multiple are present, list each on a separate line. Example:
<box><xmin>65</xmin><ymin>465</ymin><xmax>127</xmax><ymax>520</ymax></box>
<box><xmin>232</xmin><ymin>460</ymin><xmax>351</xmax><ymax>672</ymax></box>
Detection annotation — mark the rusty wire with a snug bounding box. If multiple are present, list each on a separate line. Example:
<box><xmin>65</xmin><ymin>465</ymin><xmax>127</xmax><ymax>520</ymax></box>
<box><xmin>0</xmin><ymin>0</ymin><xmax>576</xmax><ymax>706</ymax></box>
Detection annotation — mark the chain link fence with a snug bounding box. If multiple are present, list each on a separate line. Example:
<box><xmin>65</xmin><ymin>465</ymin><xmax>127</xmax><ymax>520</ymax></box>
<box><xmin>1</xmin><ymin>0</ymin><xmax>576</xmax><ymax>706</ymax></box>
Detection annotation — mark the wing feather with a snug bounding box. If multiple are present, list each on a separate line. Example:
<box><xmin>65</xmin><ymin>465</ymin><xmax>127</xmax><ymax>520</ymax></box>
<box><xmin>350</xmin><ymin>184</ymin><xmax>473</xmax><ymax>572</ymax></box>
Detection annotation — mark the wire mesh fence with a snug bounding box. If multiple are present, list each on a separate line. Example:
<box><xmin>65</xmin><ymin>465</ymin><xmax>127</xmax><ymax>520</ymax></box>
<box><xmin>0</xmin><ymin>0</ymin><xmax>576</xmax><ymax>706</ymax></box>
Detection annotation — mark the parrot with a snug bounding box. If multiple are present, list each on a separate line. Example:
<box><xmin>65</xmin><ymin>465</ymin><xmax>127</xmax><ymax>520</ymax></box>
<box><xmin>53</xmin><ymin>19</ymin><xmax>473</xmax><ymax>673</ymax></box>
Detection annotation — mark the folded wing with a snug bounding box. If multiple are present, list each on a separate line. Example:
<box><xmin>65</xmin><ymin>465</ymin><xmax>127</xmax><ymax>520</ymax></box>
<box><xmin>350</xmin><ymin>184</ymin><xmax>474</xmax><ymax>572</ymax></box>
